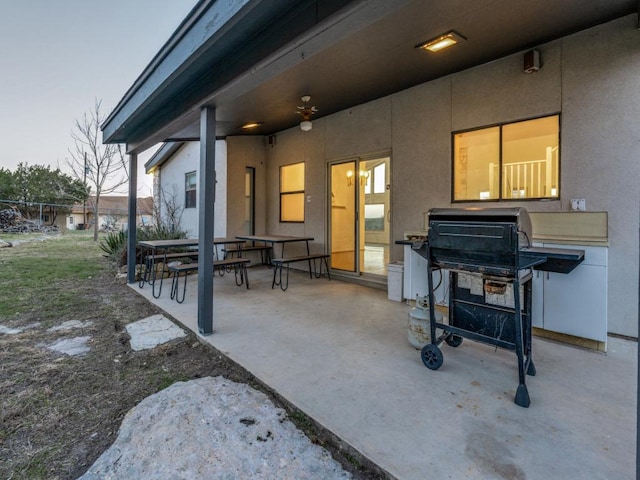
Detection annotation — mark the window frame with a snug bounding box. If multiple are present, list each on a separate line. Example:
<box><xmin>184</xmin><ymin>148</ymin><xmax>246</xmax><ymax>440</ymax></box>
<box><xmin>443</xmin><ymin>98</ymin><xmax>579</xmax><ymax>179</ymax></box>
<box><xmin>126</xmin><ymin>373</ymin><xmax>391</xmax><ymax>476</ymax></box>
<box><xmin>451</xmin><ymin>113</ymin><xmax>561</xmax><ymax>203</ymax></box>
<box><xmin>279</xmin><ymin>162</ymin><xmax>305</xmax><ymax>223</ymax></box>
<box><xmin>185</xmin><ymin>171</ymin><xmax>197</xmax><ymax>209</ymax></box>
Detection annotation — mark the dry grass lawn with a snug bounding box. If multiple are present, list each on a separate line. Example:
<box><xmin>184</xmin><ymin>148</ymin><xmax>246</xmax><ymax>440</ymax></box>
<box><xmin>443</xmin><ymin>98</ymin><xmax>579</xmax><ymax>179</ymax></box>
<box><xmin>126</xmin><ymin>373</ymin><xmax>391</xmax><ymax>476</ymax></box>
<box><xmin>0</xmin><ymin>232</ymin><xmax>385</xmax><ymax>479</ymax></box>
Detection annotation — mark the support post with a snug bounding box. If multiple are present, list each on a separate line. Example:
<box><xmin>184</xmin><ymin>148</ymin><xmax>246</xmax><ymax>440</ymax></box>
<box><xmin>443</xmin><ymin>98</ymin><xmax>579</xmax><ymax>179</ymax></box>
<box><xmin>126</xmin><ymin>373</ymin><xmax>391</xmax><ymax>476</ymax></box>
<box><xmin>126</xmin><ymin>152</ymin><xmax>138</xmax><ymax>284</ymax></box>
<box><xmin>198</xmin><ymin>106</ymin><xmax>216</xmax><ymax>335</ymax></box>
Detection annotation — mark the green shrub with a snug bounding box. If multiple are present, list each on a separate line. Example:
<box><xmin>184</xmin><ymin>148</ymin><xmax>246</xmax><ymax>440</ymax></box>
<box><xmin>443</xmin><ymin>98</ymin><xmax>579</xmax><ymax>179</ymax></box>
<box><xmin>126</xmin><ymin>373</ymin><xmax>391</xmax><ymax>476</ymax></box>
<box><xmin>99</xmin><ymin>230</ymin><xmax>127</xmax><ymax>265</ymax></box>
<box><xmin>137</xmin><ymin>224</ymin><xmax>187</xmax><ymax>242</ymax></box>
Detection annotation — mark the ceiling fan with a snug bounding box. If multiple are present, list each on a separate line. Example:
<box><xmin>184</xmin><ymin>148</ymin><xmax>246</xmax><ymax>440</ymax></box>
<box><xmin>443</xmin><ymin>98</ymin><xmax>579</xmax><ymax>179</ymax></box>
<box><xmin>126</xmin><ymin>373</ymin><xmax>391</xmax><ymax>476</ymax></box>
<box><xmin>296</xmin><ymin>95</ymin><xmax>317</xmax><ymax>131</ymax></box>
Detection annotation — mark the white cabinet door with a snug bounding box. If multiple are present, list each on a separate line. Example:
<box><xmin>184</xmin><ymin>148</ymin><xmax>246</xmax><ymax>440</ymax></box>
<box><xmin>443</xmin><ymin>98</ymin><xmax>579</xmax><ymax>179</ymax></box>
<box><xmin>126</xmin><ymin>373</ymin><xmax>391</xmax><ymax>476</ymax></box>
<box><xmin>539</xmin><ymin>244</ymin><xmax>607</xmax><ymax>342</ymax></box>
<box><xmin>543</xmin><ymin>264</ymin><xmax>607</xmax><ymax>341</ymax></box>
<box><xmin>402</xmin><ymin>246</ymin><xmax>448</xmax><ymax>305</ymax></box>
<box><xmin>403</xmin><ymin>245</ymin><xmax>428</xmax><ymax>300</ymax></box>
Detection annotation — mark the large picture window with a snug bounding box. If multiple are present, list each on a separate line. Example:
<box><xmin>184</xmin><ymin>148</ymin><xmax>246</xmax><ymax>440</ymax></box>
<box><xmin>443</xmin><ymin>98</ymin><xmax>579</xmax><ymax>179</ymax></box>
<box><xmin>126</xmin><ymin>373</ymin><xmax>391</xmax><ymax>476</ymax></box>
<box><xmin>453</xmin><ymin>115</ymin><xmax>560</xmax><ymax>201</ymax></box>
<box><xmin>280</xmin><ymin>162</ymin><xmax>305</xmax><ymax>222</ymax></box>
<box><xmin>185</xmin><ymin>171</ymin><xmax>197</xmax><ymax>208</ymax></box>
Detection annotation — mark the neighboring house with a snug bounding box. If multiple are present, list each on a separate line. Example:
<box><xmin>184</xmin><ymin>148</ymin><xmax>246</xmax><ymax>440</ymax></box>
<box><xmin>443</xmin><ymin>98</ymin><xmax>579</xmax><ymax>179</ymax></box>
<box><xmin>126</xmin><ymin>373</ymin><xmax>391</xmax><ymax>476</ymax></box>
<box><xmin>102</xmin><ymin>2</ymin><xmax>639</xmax><ymax>341</ymax></box>
<box><xmin>46</xmin><ymin>211</ymin><xmax>68</xmax><ymax>231</ymax></box>
<box><xmin>69</xmin><ymin>196</ymin><xmax>154</xmax><ymax>231</ymax></box>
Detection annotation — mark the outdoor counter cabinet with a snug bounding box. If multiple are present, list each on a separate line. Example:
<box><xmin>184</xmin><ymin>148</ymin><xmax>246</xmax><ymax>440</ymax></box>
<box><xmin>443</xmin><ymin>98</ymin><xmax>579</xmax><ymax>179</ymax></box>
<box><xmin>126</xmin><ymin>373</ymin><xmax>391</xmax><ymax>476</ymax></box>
<box><xmin>397</xmin><ymin>207</ymin><xmax>584</xmax><ymax>407</ymax></box>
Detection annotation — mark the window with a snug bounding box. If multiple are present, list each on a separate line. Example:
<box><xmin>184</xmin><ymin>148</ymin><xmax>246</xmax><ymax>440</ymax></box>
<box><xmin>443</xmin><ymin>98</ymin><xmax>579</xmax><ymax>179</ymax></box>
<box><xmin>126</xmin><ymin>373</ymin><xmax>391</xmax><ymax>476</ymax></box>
<box><xmin>453</xmin><ymin>115</ymin><xmax>560</xmax><ymax>201</ymax></box>
<box><xmin>363</xmin><ymin>162</ymin><xmax>386</xmax><ymax>194</ymax></box>
<box><xmin>244</xmin><ymin>167</ymin><xmax>255</xmax><ymax>235</ymax></box>
<box><xmin>185</xmin><ymin>171</ymin><xmax>197</xmax><ymax>208</ymax></box>
<box><xmin>280</xmin><ymin>162</ymin><xmax>304</xmax><ymax>222</ymax></box>
<box><xmin>364</xmin><ymin>204</ymin><xmax>385</xmax><ymax>231</ymax></box>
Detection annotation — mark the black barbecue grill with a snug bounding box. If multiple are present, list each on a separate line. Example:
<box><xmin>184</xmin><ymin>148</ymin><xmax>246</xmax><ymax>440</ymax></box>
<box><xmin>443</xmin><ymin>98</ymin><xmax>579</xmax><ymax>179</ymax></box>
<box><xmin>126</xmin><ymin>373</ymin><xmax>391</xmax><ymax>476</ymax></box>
<box><xmin>404</xmin><ymin>207</ymin><xmax>584</xmax><ymax>407</ymax></box>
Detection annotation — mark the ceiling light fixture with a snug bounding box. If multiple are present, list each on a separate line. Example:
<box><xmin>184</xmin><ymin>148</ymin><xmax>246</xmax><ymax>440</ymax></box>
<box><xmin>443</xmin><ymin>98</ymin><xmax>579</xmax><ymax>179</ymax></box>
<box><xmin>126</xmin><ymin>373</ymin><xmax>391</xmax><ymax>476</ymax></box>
<box><xmin>417</xmin><ymin>31</ymin><xmax>465</xmax><ymax>53</ymax></box>
<box><xmin>241</xmin><ymin>122</ymin><xmax>263</xmax><ymax>129</ymax></box>
<box><xmin>296</xmin><ymin>95</ymin><xmax>317</xmax><ymax>132</ymax></box>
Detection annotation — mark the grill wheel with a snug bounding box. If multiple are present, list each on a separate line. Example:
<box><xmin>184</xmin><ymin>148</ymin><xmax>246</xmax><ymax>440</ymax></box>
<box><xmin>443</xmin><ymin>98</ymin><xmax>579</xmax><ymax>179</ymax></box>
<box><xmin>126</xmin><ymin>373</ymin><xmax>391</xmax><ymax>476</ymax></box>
<box><xmin>445</xmin><ymin>334</ymin><xmax>463</xmax><ymax>348</ymax></box>
<box><xmin>421</xmin><ymin>344</ymin><xmax>443</xmax><ymax>370</ymax></box>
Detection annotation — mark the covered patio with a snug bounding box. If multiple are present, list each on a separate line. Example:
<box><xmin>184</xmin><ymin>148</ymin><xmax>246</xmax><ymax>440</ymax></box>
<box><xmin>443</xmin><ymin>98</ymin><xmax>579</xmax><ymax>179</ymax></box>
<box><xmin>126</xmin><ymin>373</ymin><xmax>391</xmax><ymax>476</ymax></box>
<box><xmin>132</xmin><ymin>268</ymin><xmax>636</xmax><ymax>479</ymax></box>
<box><xmin>102</xmin><ymin>1</ymin><xmax>639</xmax><ymax>477</ymax></box>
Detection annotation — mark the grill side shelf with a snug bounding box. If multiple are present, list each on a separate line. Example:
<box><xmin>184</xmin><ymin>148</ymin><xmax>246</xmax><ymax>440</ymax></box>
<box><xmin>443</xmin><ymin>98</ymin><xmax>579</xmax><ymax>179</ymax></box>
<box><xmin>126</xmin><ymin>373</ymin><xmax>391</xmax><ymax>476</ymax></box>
<box><xmin>521</xmin><ymin>246</ymin><xmax>585</xmax><ymax>274</ymax></box>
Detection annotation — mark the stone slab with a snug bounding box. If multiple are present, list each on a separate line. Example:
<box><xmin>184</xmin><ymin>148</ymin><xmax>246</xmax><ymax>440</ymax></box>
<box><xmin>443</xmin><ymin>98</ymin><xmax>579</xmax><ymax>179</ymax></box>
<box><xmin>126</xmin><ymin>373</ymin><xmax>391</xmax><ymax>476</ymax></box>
<box><xmin>79</xmin><ymin>377</ymin><xmax>350</xmax><ymax>479</ymax></box>
<box><xmin>125</xmin><ymin>314</ymin><xmax>187</xmax><ymax>351</ymax></box>
<box><xmin>47</xmin><ymin>336</ymin><xmax>91</xmax><ymax>356</ymax></box>
<box><xmin>0</xmin><ymin>325</ymin><xmax>23</xmax><ymax>335</ymax></box>
<box><xmin>0</xmin><ymin>322</ymin><xmax>40</xmax><ymax>335</ymax></box>
<box><xmin>48</xmin><ymin>320</ymin><xmax>94</xmax><ymax>332</ymax></box>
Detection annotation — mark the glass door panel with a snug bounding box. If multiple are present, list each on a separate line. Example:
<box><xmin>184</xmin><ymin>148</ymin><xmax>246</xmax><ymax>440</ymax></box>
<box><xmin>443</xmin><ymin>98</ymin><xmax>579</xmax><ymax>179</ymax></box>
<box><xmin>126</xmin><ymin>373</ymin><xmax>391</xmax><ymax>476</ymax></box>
<box><xmin>330</xmin><ymin>161</ymin><xmax>356</xmax><ymax>272</ymax></box>
<box><xmin>361</xmin><ymin>157</ymin><xmax>390</xmax><ymax>275</ymax></box>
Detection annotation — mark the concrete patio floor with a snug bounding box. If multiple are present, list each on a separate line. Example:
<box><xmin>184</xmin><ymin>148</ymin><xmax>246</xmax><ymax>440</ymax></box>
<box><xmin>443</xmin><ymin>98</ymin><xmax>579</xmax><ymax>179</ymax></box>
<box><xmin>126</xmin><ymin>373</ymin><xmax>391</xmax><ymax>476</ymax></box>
<box><xmin>131</xmin><ymin>266</ymin><xmax>637</xmax><ymax>480</ymax></box>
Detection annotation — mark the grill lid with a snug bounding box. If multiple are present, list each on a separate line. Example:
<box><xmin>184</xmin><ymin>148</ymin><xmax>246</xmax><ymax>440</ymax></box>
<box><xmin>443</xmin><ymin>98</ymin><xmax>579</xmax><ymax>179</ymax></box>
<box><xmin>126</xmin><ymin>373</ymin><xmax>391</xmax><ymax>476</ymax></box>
<box><xmin>428</xmin><ymin>207</ymin><xmax>532</xmax><ymax>245</ymax></box>
<box><xmin>423</xmin><ymin>207</ymin><xmax>583</xmax><ymax>275</ymax></box>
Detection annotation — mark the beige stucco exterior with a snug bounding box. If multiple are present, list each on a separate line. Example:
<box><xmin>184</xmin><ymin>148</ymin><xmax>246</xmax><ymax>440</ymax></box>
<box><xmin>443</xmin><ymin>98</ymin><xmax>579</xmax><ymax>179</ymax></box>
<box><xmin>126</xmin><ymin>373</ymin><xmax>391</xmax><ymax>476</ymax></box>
<box><xmin>217</xmin><ymin>16</ymin><xmax>638</xmax><ymax>337</ymax></box>
<box><xmin>154</xmin><ymin>16</ymin><xmax>638</xmax><ymax>337</ymax></box>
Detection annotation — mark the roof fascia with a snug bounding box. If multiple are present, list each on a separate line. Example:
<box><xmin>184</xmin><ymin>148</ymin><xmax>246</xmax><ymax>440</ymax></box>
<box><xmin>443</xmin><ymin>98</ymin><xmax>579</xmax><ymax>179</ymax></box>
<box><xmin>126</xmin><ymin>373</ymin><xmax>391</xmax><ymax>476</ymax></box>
<box><xmin>144</xmin><ymin>142</ymin><xmax>186</xmax><ymax>173</ymax></box>
<box><xmin>101</xmin><ymin>0</ymin><xmax>256</xmax><ymax>144</ymax></box>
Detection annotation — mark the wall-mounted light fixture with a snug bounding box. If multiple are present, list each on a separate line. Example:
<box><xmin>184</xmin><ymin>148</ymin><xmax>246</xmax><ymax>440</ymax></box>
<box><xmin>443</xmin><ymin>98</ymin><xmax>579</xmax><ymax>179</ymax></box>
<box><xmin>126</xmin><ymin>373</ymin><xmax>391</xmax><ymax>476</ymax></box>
<box><xmin>417</xmin><ymin>31</ymin><xmax>465</xmax><ymax>53</ymax></box>
<box><xmin>523</xmin><ymin>49</ymin><xmax>541</xmax><ymax>73</ymax></box>
<box><xmin>346</xmin><ymin>169</ymin><xmax>370</xmax><ymax>187</ymax></box>
<box><xmin>296</xmin><ymin>95</ymin><xmax>317</xmax><ymax>131</ymax></box>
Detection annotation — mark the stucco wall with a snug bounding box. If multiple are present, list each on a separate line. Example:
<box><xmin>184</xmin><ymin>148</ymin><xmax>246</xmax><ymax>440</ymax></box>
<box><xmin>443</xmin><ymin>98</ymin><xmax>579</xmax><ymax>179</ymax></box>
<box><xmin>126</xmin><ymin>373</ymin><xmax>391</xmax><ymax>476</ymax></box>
<box><xmin>262</xmin><ymin>15</ymin><xmax>639</xmax><ymax>337</ymax></box>
<box><xmin>158</xmin><ymin>141</ymin><xmax>227</xmax><ymax>238</ymax></box>
<box><xmin>261</xmin><ymin>130</ymin><xmax>321</xmax><ymax>256</ymax></box>
<box><xmin>560</xmin><ymin>17</ymin><xmax>640</xmax><ymax>338</ymax></box>
<box><xmin>225</xmin><ymin>136</ymin><xmax>267</xmax><ymax>237</ymax></box>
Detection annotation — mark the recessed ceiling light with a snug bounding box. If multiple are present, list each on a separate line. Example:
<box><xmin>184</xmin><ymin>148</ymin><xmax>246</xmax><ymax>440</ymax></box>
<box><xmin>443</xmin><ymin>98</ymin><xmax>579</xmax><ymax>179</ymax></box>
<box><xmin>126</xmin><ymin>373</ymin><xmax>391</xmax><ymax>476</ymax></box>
<box><xmin>242</xmin><ymin>122</ymin><xmax>263</xmax><ymax>129</ymax></box>
<box><xmin>417</xmin><ymin>31</ymin><xmax>465</xmax><ymax>53</ymax></box>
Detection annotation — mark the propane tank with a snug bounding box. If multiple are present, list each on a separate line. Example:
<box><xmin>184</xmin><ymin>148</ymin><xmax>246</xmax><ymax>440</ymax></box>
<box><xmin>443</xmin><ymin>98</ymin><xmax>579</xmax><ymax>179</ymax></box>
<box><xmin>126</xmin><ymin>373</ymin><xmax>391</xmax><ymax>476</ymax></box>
<box><xmin>408</xmin><ymin>295</ymin><xmax>442</xmax><ymax>349</ymax></box>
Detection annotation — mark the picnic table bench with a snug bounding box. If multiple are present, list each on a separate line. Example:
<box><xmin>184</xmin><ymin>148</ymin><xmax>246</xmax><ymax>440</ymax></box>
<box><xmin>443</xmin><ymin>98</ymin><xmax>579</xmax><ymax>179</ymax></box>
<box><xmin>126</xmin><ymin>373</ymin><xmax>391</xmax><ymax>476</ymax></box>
<box><xmin>271</xmin><ymin>254</ymin><xmax>330</xmax><ymax>291</ymax></box>
<box><xmin>169</xmin><ymin>257</ymin><xmax>250</xmax><ymax>303</ymax></box>
<box><xmin>138</xmin><ymin>239</ymin><xmax>200</xmax><ymax>298</ymax></box>
<box><xmin>145</xmin><ymin>251</ymin><xmax>199</xmax><ymax>266</ymax></box>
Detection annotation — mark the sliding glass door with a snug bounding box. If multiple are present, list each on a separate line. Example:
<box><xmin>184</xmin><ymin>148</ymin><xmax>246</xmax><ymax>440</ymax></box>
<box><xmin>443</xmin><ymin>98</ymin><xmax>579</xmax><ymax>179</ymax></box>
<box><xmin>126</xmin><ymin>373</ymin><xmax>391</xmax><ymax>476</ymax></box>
<box><xmin>329</xmin><ymin>155</ymin><xmax>390</xmax><ymax>276</ymax></box>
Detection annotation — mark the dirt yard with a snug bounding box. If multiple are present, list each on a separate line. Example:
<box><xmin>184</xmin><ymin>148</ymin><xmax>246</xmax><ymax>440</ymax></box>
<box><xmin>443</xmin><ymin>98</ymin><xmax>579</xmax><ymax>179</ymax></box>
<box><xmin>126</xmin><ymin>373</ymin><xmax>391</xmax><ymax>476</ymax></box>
<box><xmin>0</xmin><ymin>233</ymin><xmax>386</xmax><ymax>479</ymax></box>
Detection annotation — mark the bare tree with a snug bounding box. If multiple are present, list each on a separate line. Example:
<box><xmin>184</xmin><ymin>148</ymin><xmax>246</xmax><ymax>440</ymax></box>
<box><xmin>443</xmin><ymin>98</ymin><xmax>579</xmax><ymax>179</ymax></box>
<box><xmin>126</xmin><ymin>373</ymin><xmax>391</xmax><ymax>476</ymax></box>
<box><xmin>66</xmin><ymin>99</ymin><xmax>128</xmax><ymax>241</ymax></box>
<box><xmin>153</xmin><ymin>184</ymin><xmax>184</xmax><ymax>233</ymax></box>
